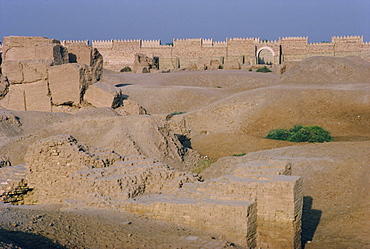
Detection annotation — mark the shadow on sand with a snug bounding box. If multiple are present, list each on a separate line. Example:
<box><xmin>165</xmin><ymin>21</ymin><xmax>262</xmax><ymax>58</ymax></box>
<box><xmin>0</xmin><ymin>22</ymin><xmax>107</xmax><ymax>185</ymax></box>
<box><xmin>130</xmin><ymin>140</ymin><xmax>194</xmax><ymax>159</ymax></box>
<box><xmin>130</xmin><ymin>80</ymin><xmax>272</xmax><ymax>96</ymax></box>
<box><xmin>115</xmin><ymin>83</ymin><xmax>131</xmax><ymax>87</ymax></box>
<box><xmin>301</xmin><ymin>196</ymin><xmax>322</xmax><ymax>248</ymax></box>
<box><xmin>0</xmin><ymin>229</ymin><xmax>66</xmax><ymax>249</ymax></box>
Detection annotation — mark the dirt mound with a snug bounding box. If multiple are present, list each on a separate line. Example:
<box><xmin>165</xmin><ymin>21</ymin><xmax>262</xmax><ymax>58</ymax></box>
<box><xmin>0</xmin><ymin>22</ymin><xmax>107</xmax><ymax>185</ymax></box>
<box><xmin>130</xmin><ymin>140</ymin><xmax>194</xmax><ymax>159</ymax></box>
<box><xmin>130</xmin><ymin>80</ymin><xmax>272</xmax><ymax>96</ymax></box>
<box><xmin>280</xmin><ymin>56</ymin><xmax>370</xmax><ymax>84</ymax></box>
<box><xmin>0</xmin><ymin>111</ymin><xmax>199</xmax><ymax>171</ymax></box>
<box><xmin>103</xmin><ymin>70</ymin><xmax>279</xmax><ymax>114</ymax></box>
<box><xmin>184</xmin><ymin>84</ymin><xmax>370</xmax><ymax>138</ymax></box>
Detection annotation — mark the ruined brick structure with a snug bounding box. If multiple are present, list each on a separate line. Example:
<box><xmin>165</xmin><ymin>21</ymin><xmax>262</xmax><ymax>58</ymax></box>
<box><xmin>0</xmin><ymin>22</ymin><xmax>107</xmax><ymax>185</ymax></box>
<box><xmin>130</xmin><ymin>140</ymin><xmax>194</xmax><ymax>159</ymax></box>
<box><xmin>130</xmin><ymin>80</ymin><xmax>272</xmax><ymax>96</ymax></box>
<box><xmin>0</xmin><ymin>36</ymin><xmax>126</xmax><ymax>112</ymax></box>
<box><xmin>0</xmin><ymin>135</ymin><xmax>303</xmax><ymax>248</ymax></box>
<box><xmin>89</xmin><ymin>36</ymin><xmax>370</xmax><ymax>71</ymax></box>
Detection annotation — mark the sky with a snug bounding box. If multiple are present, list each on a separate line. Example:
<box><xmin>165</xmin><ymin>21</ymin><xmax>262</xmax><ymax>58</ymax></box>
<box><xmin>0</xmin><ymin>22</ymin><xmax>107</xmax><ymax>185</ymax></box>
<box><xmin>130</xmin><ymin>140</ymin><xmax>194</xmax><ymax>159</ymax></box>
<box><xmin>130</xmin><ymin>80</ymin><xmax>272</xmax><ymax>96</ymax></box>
<box><xmin>0</xmin><ymin>0</ymin><xmax>369</xmax><ymax>44</ymax></box>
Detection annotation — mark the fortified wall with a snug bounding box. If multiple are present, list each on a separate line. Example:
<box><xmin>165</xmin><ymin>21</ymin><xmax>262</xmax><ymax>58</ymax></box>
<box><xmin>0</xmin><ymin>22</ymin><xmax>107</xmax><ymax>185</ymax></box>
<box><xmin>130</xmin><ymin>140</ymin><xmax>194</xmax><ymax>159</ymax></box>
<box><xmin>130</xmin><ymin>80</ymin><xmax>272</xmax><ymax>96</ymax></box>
<box><xmin>89</xmin><ymin>36</ymin><xmax>370</xmax><ymax>71</ymax></box>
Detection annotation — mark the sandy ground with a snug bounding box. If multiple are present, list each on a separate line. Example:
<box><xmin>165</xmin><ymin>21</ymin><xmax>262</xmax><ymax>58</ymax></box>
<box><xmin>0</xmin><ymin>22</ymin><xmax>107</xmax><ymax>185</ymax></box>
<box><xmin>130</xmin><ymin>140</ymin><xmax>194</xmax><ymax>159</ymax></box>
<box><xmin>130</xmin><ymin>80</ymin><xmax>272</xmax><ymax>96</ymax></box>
<box><xmin>1</xmin><ymin>57</ymin><xmax>369</xmax><ymax>248</ymax></box>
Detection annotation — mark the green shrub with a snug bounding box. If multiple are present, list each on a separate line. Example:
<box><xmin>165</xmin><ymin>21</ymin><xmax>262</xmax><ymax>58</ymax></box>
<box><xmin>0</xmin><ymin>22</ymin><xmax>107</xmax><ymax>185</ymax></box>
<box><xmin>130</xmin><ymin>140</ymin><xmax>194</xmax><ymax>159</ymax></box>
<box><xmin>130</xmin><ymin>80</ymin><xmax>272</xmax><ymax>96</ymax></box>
<box><xmin>120</xmin><ymin>66</ymin><xmax>132</xmax><ymax>72</ymax></box>
<box><xmin>218</xmin><ymin>65</ymin><xmax>223</xmax><ymax>69</ymax></box>
<box><xmin>256</xmin><ymin>66</ymin><xmax>272</xmax><ymax>73</ymax></box>
<box><xmin>248</xmin><ymin>68</ymin><xmax>253</xmax><ymax>71</ymax></box>
<box><xmin>265</xmin><ymin>125</ymin><xmax>332</xmax><ymax>143</ymax></box>
<box><xmin>232</xmin><ymin>152</ymin><xmax>246</xmax><ymax>156</ymax></box>
<box><xmin>265</xmin><ymin>128</ymin><xmax>290</xmax><ymax>141</ymax></box>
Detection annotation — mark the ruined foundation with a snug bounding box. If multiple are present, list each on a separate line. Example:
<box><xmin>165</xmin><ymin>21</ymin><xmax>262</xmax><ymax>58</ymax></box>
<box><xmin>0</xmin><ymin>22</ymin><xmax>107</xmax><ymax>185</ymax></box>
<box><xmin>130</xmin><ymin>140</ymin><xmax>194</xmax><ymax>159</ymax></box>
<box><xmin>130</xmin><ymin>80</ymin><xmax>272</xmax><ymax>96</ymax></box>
<box><xmin>0</xmin><ymin>135</ymin><xmax>303</xmax><ymax>248</ymax></box>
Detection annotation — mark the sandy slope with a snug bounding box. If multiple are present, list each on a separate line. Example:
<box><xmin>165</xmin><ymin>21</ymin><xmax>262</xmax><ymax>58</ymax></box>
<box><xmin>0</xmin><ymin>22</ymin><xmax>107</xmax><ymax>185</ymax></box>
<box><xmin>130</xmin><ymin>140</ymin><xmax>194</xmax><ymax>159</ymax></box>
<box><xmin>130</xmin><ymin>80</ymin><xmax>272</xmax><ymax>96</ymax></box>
<box><xmin>1</xmin><ymin>56</ymin><xmax>369</xmax><ymax>248</ymax></box>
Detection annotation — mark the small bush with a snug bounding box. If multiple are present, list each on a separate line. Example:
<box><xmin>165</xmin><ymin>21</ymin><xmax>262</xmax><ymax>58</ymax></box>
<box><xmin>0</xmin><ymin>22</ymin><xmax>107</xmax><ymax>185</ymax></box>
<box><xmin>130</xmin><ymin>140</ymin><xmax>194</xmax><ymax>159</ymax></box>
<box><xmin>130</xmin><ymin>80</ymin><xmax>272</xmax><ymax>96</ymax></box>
<box><xmin>265</xmin><ymin>128</ymin><xmax>290</xmax><ymax>141</ymax></box>
<box><xmin>232</xmin><ymin>152</ymin><xmax>246</xmax><ymax>157</ymax></box>
<box><xmin>265</xmin><ymin>125</ymin><xmax>332</xmax><ymax>143</ymax></box>
<box><xmin>120</xmin><ymin>66</ymin><xmax>132</xmax><ymax>72</ymax></box>
<box><xmin>256</xmin><ymin>66</ymin><xmax>272</xmax><ymax>73</ymax></box>
<box><xmin>218</xmin><ymin>65</ymin><xmax>223</xmax><ymax>69</ymax></box>
<box><xmin>248</xmin><ymin>68</ymin><xmax>253</xmax><ymax>71</ymax></box>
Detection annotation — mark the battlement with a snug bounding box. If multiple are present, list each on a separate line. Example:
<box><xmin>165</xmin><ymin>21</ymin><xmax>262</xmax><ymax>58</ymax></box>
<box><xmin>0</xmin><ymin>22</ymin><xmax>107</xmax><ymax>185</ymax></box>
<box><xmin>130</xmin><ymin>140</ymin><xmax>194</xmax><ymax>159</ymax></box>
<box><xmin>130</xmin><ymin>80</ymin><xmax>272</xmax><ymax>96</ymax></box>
<box><xmin>213</xmin><ymin>41</ymin><xmax>227</xmax><ymax>47</ymax></box>
<box><xmin>61</xmin><ymin>40</ymin><xmax>88</xmax><ymax>46</ymax></box>
<box><xmin>92</xmin><ymin>40</ymin><xmax>113</xmax><ymax>48</ymax></box>
<box><xmin>202</xmin><ymin>38</ymin><xmax>213</xmax><ymax>47</ymax></box>
<box><xmin>227</xmin><ymin>37</ymin><xmax>258</xmax><ymax>41</ymax></box>
<box><xmin>280</xmin><ymin>36</ymin><xmax>308</xmax><ymax>41</ymax></box>
<box><xmin>260</xmin><ymin>40</ymin><xmax>279</xmax><ymax>44</ymax></box>
<box><xmin>113</xmin><ymin>39</ymin><xmax>141</xmax><ymax>43</ymax></box>
<box><xmin>141</xmin><ymin>39</ymin><xmax>161</xmax><ymax>47</ymax></box>
<box><xmin>332</xmin><ymin>35</ymin><xmax>363</xmax><ymax>43</ymax></box>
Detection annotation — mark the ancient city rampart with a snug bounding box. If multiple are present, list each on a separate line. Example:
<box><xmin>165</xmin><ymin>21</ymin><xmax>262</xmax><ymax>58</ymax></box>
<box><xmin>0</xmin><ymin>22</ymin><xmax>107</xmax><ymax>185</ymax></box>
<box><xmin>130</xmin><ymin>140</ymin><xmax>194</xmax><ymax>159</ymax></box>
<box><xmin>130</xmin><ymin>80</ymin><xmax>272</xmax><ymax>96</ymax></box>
<box><xmin>88</xmin><ymin>35</ymin><xmax>370</xmax><ymax>71</ymax></box>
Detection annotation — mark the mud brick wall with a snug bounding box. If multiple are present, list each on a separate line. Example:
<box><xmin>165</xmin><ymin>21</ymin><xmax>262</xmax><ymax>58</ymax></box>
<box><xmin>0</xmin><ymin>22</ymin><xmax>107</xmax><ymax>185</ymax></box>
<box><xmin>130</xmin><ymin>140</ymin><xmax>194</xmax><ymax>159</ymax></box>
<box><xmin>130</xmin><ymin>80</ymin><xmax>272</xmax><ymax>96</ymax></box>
<box><xmin>23</xmin><ymin>135</ymin><xmax>197</xmax><ymax>205</ymax></box>
<box><xmin>256</xmin><ymin>176</ymin><xmax>303</xmax><ymax>249</ymax></box>
<box><xmin>119</xmin><ymin>160</ymin><xmax>302</xmax><ymax>248</ymax></box>
<box><xmin>2</xmin><ymin>134</ymin><xmax>303</xmax><ymax>248</ymax></box>
<box><xmin>92</xmin><ymin>35</ymin><xmax>370</xmax><ymax>71</ymax></box>
<box><xmin>122</xmin><ymin>197</ymin><xmax>257</xmax><ymax>248</ymax></box>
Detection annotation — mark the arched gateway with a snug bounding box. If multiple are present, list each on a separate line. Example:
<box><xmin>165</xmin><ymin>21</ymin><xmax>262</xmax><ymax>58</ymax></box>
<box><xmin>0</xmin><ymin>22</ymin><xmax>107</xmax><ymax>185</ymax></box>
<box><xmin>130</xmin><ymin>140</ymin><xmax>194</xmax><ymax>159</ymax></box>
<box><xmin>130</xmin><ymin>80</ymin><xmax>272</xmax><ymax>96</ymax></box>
<box><xmin>257</xmin><ymin>46</ymin><xmax>275</xmax><ymax>64</ymax></box>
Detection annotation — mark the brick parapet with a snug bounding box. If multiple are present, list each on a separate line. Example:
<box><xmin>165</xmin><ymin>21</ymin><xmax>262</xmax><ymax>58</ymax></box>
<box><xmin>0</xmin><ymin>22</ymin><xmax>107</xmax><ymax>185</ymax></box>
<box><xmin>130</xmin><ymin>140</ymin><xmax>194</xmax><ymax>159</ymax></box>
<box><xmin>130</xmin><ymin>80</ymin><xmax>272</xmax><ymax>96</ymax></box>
<box><xmin>61</xmin><ymin>40</ymin><xmax>88</xmax><ymax>46</ymax></box>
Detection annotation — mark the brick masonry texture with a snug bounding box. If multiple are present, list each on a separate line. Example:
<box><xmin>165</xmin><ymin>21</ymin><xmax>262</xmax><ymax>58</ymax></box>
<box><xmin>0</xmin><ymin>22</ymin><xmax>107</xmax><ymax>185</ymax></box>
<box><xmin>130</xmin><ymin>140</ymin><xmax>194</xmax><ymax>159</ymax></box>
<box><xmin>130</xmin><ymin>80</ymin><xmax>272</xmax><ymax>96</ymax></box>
<box><xmin>90</xmin><ymin>36</ymin><xmax>370</xmax><ymax>71</ymax></box>
<box><xmin>0</xmin><ymin>135</ymin><xmax>303</xmax><ymax>248</ymax></box>
<box><xmin>0</xmin><ymin>36</ymin><xmax>123</xmax><ymax>111</ymax></box>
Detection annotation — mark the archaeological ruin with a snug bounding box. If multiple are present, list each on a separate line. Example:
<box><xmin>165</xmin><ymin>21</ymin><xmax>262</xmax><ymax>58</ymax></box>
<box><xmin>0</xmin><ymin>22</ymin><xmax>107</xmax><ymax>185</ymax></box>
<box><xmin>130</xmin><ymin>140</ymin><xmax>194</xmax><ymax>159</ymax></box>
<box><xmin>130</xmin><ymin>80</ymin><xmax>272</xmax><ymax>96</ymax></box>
<box><xmin>0</xmin><ymin>134</ymin><xmax>303</xmax><ymax>248</ymax></box>
<box><xmin>2</xmin><ymin>34</ymin><xmax>368</xmax><ymax>248</ymax></box>
<box><xmin>0</xmin><ymin>36</ymin><xmax>122</xmax><ymax>112</ymax></box>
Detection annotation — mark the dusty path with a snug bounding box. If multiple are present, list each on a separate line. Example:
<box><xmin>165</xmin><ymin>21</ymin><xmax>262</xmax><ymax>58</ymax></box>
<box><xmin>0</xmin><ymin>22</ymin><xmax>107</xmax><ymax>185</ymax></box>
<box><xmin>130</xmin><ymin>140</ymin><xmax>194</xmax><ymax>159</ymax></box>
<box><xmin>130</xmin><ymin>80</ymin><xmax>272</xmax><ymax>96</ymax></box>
<box><xmin>0</xmin><ymin>204</ymin><xmax>239</xmax><ymax>249</ymax></box>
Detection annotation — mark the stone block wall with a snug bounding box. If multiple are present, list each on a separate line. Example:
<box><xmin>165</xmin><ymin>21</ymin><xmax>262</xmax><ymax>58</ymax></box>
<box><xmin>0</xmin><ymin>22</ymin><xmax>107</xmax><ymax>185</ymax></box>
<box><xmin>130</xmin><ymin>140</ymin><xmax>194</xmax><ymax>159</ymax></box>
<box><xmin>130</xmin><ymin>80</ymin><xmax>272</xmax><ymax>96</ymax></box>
<box><xmin>2</xmin><ymin>36</ymin><xmax>68</xmax><ymax>64</ymax></box>
<box><xmin>48</xmin><ymin>63</ymin><xmax>90</xmax><ymax>106</ymax></box>
<box><xmin>0</xmin><ymin>36</ymin><xmax>110</xmax><ymax>112</ymax></box>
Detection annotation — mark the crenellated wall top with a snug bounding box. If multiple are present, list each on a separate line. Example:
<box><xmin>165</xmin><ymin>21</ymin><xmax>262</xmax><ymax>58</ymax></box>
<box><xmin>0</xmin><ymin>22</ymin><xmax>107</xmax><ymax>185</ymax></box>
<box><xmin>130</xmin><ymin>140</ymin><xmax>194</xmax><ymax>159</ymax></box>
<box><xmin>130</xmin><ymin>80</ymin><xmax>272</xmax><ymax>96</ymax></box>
<box><xmin>332</xmin><ymin>35</ymin><xmax>363</xmax><ymax>43</ymax></box>
<box><xmin>113</xmin><ymin>39</ymin><xmax>141</xmax><ymax>43</ymax></box>
<box><xmin>141</xmin><ymin>39</ymin><xmax>161</xmax><ymax>47</ymax></box>
<box><xmin>280</xmin><ymin>36</ymin><xmax>308</xmax><ymax>40</ymax></box>
<box><xmin>61</xmin><ymin>40</ymin><xmax>89</xmax><ymax>46</ymax></box>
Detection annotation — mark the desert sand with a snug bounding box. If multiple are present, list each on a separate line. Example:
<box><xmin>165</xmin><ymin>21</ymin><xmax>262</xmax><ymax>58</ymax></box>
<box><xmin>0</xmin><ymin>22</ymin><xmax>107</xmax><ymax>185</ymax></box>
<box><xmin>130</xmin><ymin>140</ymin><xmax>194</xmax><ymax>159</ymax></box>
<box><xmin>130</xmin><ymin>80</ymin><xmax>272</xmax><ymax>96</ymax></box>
<box><xmin>0</xmin><ymin>56</ymin><xmax>369</xmax><ymax>248</ymax></box>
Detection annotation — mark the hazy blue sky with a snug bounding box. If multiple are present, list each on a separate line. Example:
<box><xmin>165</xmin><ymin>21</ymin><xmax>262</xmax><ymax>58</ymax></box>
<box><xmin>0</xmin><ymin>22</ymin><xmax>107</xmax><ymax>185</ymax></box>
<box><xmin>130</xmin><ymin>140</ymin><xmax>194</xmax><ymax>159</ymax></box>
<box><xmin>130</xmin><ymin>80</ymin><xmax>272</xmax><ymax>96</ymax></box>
<box><xmin>1</xmin><ymin>0</ymin><xmax>369</xmax><ymax>44</ymax></box>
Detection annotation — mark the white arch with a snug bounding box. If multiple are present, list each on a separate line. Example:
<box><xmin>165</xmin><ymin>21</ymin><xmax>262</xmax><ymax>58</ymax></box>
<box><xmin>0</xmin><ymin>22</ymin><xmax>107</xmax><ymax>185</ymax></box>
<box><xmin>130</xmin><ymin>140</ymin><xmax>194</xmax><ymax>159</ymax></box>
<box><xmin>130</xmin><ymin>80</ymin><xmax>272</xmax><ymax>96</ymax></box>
<box><xmin>257</xmin><ymin>46</ymin><xmax>275</xmax><ymax>56</ymax></box>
